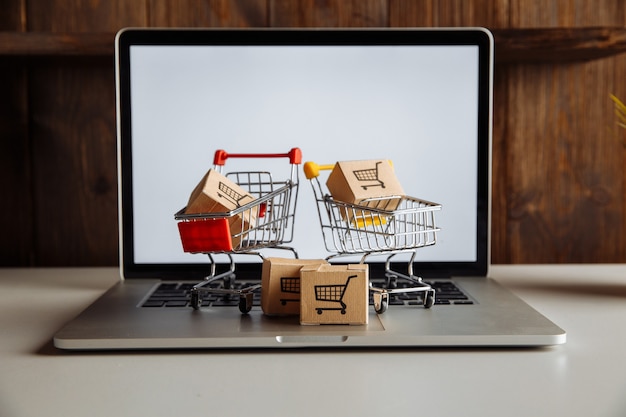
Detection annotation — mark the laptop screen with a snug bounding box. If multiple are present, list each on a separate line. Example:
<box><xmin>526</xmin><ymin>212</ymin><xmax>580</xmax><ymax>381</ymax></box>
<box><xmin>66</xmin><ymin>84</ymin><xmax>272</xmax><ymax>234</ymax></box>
<box><xmin>116</xmin><ymin>28</ymin><xmax>492</xmax><ymax>279</ymax></box>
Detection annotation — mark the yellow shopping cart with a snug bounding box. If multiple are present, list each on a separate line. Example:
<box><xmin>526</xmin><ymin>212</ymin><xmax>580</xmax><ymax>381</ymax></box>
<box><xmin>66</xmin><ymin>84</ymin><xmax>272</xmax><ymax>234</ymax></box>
<box><xmin>304</xmin><ymin>161</ymin><xmax>441</xmax><ymax>313</ymax></box>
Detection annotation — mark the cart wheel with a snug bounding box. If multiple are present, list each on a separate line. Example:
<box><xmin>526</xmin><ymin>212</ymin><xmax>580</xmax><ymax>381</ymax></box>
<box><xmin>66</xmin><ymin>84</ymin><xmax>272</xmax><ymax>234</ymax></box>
<box><xmin>424</xmin><ymin>290</ymin><xmax>435</xmax><ymax>309</ymax></box>
<box><xmin>239</xmin><ymin>293</ymin><xmax>252</xmax><ymax>314</ymax></box>
<box><xmin>373</xmin><ymin>293</ymin><xmax>388</xmax><ymax>314</ymax></box>
<box><xmin>190</xmin><ymin>290</ymin><xmax>201</xmax><ymax>310</ymax></box>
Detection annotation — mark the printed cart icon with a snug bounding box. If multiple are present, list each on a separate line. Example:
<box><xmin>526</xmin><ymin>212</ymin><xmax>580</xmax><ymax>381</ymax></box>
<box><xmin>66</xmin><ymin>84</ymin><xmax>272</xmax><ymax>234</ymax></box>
<box><xmin>314</xmin><ymin>275</ymin><xmax>358</xmax><ymax>315</ymax></box>
<box><xmin>279</xmin><ymin>276</ymin><xmax>300</xmax><ymax>305</ymax></box>
<box><xmin>217</xmin><ymin>181</ymin><xmax>248</xmax><ymax>207</ymax></box>
<box><xmin>352</xmin><ymin>161</ymin><xmax>385</xmax><ymax>190</ymax></box>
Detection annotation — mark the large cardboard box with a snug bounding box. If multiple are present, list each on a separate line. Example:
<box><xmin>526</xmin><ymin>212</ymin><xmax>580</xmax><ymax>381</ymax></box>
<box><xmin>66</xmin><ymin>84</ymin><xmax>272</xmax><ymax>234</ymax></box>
<box><xmin>185</xmin><ymin>169</ymin><xmax>257</xmax><ymax>249</ymax></box>
<box><xmin>261</xmin><ymin>257</ymin><xmax>328</xmax><ymax>315</ymax></box>
<box><xmin>300</xmin><ymin>264</ymin><xmax>368</xmax><ymax>325</ymax></box>
<box><xmin>326</xmin><ymin>160</ymin><xmax>404</xmax><ymax>221</ymax></box>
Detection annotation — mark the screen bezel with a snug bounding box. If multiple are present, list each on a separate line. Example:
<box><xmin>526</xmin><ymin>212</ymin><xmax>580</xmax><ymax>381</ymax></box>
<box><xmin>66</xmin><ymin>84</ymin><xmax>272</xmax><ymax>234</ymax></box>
<box><xmin>116</xmin><ymin>28</ymin><xmax>492</xmax><ymax>280</ymax></box>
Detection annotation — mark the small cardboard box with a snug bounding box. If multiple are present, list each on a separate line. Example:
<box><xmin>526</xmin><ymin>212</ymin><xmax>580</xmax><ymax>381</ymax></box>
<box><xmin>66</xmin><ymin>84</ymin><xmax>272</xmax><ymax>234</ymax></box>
<box><xmin>185</xmin><ymin>169</ymin><xmax>257</xmax><ymax>249</ymax></box>
<box><xmin>186</xmin><ymin>168</ymin><xmax>255</xmax><ymax>214</ymax></box>
<box><xmin>261</xmin><ymin>257</ymin><xmax>328</xmax><ymax>316</ymax></box>
<box><xmin>300</xmin><ymin>264</ymin><xmax>369</xmax><ymax>325</ymax></box>
<box><xmin>326</xmin><ymin>160</ymin><xmax>404</xmax><ymax>221</ymax></box>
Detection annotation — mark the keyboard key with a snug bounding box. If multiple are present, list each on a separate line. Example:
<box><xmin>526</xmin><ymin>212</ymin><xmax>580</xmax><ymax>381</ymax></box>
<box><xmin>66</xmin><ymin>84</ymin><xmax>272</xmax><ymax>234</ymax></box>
<box><xmin>165</xmin><ymin>300</ymin><xmax>188</xmax><ymax>307</ymax></box>
<box><xmin>143</xmin><ymin>300</ymin><xmax>165</xmax><ymax>307</ymax></box>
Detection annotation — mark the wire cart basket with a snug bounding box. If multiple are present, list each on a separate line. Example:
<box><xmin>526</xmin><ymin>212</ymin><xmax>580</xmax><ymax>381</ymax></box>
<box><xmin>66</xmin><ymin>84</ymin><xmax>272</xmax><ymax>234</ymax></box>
<box><xmin>303</xmin><ymin>161</ymin><xmax>441</xmax><ymax>314</ymax></box>
<box><xmin>175</xmin><ymin>148</ymin><xmax>302</xmax><ymax>313</ymax></box>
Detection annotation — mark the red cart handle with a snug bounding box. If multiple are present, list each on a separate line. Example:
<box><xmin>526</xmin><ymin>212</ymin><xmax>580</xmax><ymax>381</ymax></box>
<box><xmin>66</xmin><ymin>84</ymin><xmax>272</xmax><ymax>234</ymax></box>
<box><xmin>213</xmin><ymin>148</ymin><xmax>302</xmax><ymax>166</ymax></box>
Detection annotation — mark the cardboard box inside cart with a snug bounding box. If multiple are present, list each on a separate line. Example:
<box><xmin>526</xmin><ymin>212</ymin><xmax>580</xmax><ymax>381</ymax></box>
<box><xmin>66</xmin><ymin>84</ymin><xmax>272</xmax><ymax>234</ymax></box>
<box><xmin>261</xmin><ymin>257</ymin><xmax>328</xmax><ymax>316</ymax></box>
<box><xmin>184</xmin><ymin>169</ymin><xmax>257</xmax><ymax>249</ymax></box>
<box><xmin>326</xmin><ymin>160</ymin><xmax>404</xmax><ymax>221</ymax></box>
<box><xmin>300</xmin><ymin>264</ymin><xmax>369</xmax><ymax>325</ymax></box>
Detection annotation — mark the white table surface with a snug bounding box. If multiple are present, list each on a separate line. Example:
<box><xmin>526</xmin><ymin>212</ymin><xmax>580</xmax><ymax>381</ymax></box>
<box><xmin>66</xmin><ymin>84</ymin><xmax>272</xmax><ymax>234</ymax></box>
<box><xmin>1</xmin><ymin>265</ymin><xmax>626</xmax><ymax>417</ymax></box>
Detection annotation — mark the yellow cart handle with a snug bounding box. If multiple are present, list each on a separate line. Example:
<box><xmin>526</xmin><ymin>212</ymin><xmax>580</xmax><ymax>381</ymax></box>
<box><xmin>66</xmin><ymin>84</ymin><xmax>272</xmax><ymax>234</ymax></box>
<box><xmin>303</xmin><ymin>161</ymin><xmax>335</xmax><ymax>179</ymax></box>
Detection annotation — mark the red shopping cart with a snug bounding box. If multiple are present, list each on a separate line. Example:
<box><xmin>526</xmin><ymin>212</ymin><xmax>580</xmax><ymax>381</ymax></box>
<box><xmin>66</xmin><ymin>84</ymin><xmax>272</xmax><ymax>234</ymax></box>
<box><xmin>175</xmin><ymin>148</ymin><xmax>301</xmax><ymax>313</ymax></box>
<box><xmin>304</xmin><ymin>161</ymin><xmax>441</xmax><ymax>313</ymax></box>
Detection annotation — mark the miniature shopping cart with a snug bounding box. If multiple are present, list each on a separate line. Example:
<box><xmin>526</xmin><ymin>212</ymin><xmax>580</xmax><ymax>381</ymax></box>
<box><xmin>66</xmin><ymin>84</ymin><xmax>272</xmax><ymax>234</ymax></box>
<box><xmin>314</xmin><ymin>275</ymin><xmax>358</xmax><ymax>315</ymax></box>
<box><xmin>175</xmin><ymin>148</ymin><xmax>301</xmax><ymax>313</ymax></box>
<box><xmin>304</xmin><ymin>161</ymin><xmax>441</xmax><ymax>314</ymax></box>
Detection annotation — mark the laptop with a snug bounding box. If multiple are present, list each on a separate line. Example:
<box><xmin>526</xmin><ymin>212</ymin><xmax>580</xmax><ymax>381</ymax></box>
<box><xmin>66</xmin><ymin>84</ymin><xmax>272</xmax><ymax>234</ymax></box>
<box><xmin>53</xmin><ymin>27</ymin><xmax>566</xmax><ymax>350</ymax></box>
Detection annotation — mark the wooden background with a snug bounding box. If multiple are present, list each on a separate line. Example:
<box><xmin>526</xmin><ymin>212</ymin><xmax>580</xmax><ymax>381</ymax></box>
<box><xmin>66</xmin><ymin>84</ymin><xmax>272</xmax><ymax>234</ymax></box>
<box><xmin>2</xmin><ymin>0</ymin><xmax>626</xmax><ymax>266</ymax></box>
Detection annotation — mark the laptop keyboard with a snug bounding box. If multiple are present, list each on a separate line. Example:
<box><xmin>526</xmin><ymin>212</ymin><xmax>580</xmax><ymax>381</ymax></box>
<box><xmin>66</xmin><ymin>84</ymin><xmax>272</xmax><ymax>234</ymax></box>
<box><xmin>141</xmin><ymin>279</ymin><xmax>473</xmax><ymax>308</ymax></box>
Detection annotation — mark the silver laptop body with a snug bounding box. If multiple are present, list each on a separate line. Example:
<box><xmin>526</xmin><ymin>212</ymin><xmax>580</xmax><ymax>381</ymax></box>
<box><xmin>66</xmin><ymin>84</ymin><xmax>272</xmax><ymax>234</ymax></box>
<box><xmin>54</xmin><ymin>27</ymin><xmax>565</xmax><ymax>350</ymax></box>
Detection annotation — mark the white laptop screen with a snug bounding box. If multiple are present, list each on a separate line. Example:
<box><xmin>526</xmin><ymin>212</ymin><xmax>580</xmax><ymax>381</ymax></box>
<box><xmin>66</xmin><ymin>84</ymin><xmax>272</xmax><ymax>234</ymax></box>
<box><xmin>117</xmin><ymin>29</ymin><xmax>492</xmax><ymax>278</ymax></box>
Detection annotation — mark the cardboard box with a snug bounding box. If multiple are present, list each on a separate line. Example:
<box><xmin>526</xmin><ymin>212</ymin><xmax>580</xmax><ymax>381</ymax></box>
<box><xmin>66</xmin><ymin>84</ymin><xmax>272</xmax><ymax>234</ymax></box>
<box><xmin>185</xmin><ymin>169</ymin><xmax>257</xmax><ymax>249</ymax></box>
<box><xmin>186</xmin><ymin>168</ymin><xmax>255</xmax><ymax>214</ymax></box>
<box><xmin>261</xmin><ymin>258</ymin><xmax>328</xmax><ymax>316</ymax></box>
<box><xmin>300</xmin><ymin>264</ymin><xmax>368</xmax><ymax>325</ymax></box>
<box><xmin>326</xmin><ymin>160</ymin><xmax>404</xmax><ymax>222</ymax></box>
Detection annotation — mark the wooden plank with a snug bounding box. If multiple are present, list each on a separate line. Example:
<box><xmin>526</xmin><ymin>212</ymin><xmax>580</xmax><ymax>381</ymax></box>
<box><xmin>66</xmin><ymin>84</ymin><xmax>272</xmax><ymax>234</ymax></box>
<box><xmin>0</xmin><ymin>0</ymin><xmax>25</xmax><ymax>30</ymax></box>
<box><xmin>23</xmin><ymin>0</ymin><xmax>146</xmax><ymax>265</ymax></box>
<box><xmin>509</xmin><ymin>0</ymin><xmax>626</xmax><ymax>27</ymax></box>
<box><xmin>618</xmin><ymin>55</ymin><xmax>626</xmax><ymax>262</ymax></box>
<box><xmin>0</xmin><ymin>32</ymin><xmax>115</xmax><ymax>56</ymax></box>
<box><xmin>500</xmin><ymin>0</ymin><xmax>626</xmax><ymax>263</ymax></box>
<box><xmin>27</xmin><ymin>0</ymin><xmax>147</xmax><ymax>31</ymax></box>
<box><xmin>0</xmin><ymin>63</ymin><xmax>33</xmax><ymax>266</ymax></box>
<box><xmin>0</xmin><ymin>0</ymin><xmax>32</xmax><ymax>266</ymax></box>
<box><xmin>149</xmin><ymin>0</ymin><xmax>267</xmax><ymax>26</ymax></box>
<box><xmin>502</xmin><ymin>60</ymin><xmax>625</xmax><ymax>262</ymax></box>
<box><xmin>581</xmin><ymin>57</ymin><xmax>625</xmax><ymax>262</ymax></box>
<box><xmin>3</xmin><ymin>28</ymin><xmax>626</xmax><ymax>63</ymax></box>
<box><xmin>389</xmin><ymin>0</ymin><xmax>510</xmax><ymax>27</ymax></box>
<box><xmin>28</xmin><ymin>63</ymin><xmax>119</xmax><ymax>265</ymax></box>
<box><xmin>490</xmin><ymin>65</ymin><xmax>511</xmax><ymax>263</ymax></box>
<box><xmin>388</xmin><ymin>0</ymin><xmax>435</xmax><ymax>26</ymax></box>
<box><xmin>437</xmin><ymin>0</ymin><xmax>505</xmax><ymax>27</ymax></box>
<box><xmin>494</xmin><ymin>27</ymin><xmax>626</xmax><ymax>63</ymax></box>
<box><xmin>270</xmin><ymin>0</ymin><xmax>388</xmax><ymax>27</ymax></box>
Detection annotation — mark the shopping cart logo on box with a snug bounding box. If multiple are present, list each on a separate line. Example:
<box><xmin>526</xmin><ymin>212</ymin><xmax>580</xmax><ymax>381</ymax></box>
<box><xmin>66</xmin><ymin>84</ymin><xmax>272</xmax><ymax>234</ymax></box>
<box><xmin>279</xmin><ymin>276</ymin><xmax>300</xmax><ymax>305</ymax></box>
<box><xmin>352</xmin><ymin>161</ymin><xmax>385</xmax><ymax>190</ymax></box>
<box><xmin>217</xmin><ymin>181</ymin><xmax>249</xmax><ymax>208</ymax></box>
<box><xmin>314</xmin><ymin>275</ymin><xmax>358</xmax><ymax>315</ymax></box>
<box><xmin>175</xmin><ymin>147</ymin><xmax>302</xmax><ymax>313</ymax></box>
